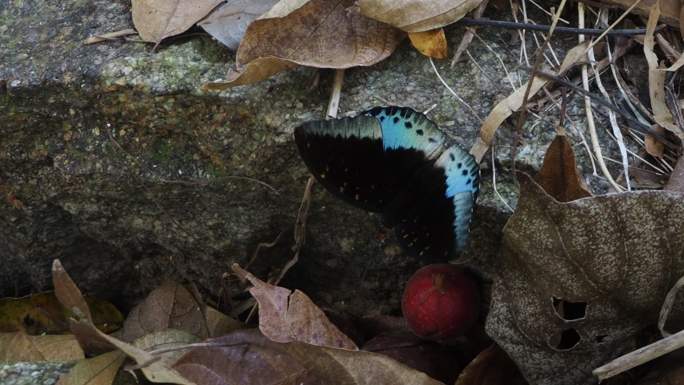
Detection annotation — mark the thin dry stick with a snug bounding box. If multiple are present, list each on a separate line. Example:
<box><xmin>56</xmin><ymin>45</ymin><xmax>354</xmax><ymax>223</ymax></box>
<box><xmin>274</xmin><ymin>176</ymin><xmax>315</xmax><ymax>285</ymax></box>
<box><xmin>510</xmin><ymin>0</ymin><xmax>530</xmax><ymax>66</ymax></box>
<box><xmin>511</xmin><ymin>0</ymin><xmax>567</xmax><ymax>168</ymax></box>
<box><xmin>588</xmin><ymin>11</ymin><xmax>631</xmax><ymax>190</ymax></box>
<box><xmin>327</xmin><ymin>69</ymin><xmax>345</xmax><ymax>119</ymax></box>
<box><xmin>84</xmin><ymin>28</ymin><xmax>137</xmax><ymax>44</ymax></box>
<box><xmin>579</xmin><ymin>2</ymin><xmax>624</xmax><ymax>191</ymax></box>
<box><xmin>659</xmin><ymin>274</ymin><xmax>684</xmax><ymax>337</ymax></box>
<box><xmin>593</xmin><ymin>328</ymin><xmax>684</xmax><ymax>380</ymax></box>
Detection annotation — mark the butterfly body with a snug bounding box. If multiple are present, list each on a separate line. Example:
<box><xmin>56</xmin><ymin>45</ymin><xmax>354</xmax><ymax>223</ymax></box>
<box><xmin>294</xmin><ymin>107</ymin><xmax>479</xmax><ymax>261</ymax></box>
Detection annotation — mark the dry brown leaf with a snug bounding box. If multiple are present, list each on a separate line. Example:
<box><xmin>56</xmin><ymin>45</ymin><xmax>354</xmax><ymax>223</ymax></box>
<box><xmin>203</xmin><ymin>56</ymin><xmax>298</xmax><ymax>90</ymax></box>
<box><xmin>132</xmin><ymin>0</ymin><xmax>223</xmax><ymax>43</ymax></box>
<box><xmin>56</xmin><ymin>351</ymin><xmax>126</xmax><ymax>385</ymax></box>
<box><xmin>454</xmin><ymin>344</ymin><xmax>527</xmax><ymax>385</ymax></box>
<box><xmin>205</xmin><ymin>306</ymin><xmax>242</xmax><ymax>337</ymax></box>
<box><xmin>594</xmin><ymin>0</ymin><xmax>680</xmax><ymax>27</ymax></box>
<box><xmin>122</xmin><ymin>282</ymin><xmax>208</xmax><ymax>342</ymax></box>
<box><xmin>534</xmin><ymin>135</ymin><xmax>591</xmax><ymax>202</ymax></box>
<box><xmin>486</xmin><ymin>172</ymin><xmax>684</xmax><ymax>385</ymax></box>
<box><xmin>359</xmin><ymin>0</ymin><xmax>482</xmax><ymax>32</ymax></box>
<box><xmin>232</xmin><ymin>264</ymin><xmax>358</xmax><ymax>350</ymax></box>
<box><xmin>0</xmin><ymin>332</ymin><xmax>84</xmax><ymax>363</ymax></box>
<box><xmin>644</xmin><ymin>1</ymin><xmax>684</xmax><ymax>140</ymax></box>
<box><xmin>72</xmin><ymin>320</ymin><xmax>195</xmax><ymax>385</ymax></box>
<box><xmin>0</xmin><ymin>292</ymin><xmax>122</xmax><ymax>334</ymax></box>
<box><xmin>174</xmin><ymin>329</ymin><xmax>445</xmax><ymax>385</ymax></box>
<box><xmin>645</xmin><ymin>125</ymin><xmax>666</xmax><ymax>158</ymax></box>
<box><xmin>665</xmin><ymin>156</ymin><xmax>684</xmax><ymax>192</ymax></box>
<box><xmin>470</xmin><ymin>42</ymin><xmax>589</xmax><ymax>163</ymax></box>
<box><xmin>237</xmin><ymin>0</ymin><xmax>402</xmax><ymax>67</ymax></box>
<box><xmin>408</xmin><ymin>29</ymin><xmax>448</xmax><ymax>59</ymax></box>
<box><xmin>52</xmin><ymin>259</ymin><xmax>92</xmax><ymax>323</ymax></box>
<box><xmin>198</xmin><ymin>0</ymin><xmax>278</xmax><ymax>50</ymax></box>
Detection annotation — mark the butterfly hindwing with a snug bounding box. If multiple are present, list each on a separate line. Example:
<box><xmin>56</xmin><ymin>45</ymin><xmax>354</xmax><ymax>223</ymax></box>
<box><xmin>294</xmin><ymin>106</ymin><xmax>479</xmax><ymax>261</ymax></box>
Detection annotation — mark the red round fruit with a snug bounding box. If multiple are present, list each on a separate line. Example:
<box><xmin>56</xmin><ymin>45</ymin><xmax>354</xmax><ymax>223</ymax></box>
<box><xmin>401</xmin><ymin>264</ymin><xmax>479</xmax><ymax>339</ymax></box>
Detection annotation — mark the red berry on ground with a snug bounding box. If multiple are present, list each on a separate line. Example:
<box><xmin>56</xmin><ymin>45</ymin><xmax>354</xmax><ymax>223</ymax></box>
<box><xmin>401</xmin><ymin>264</ymin><xmax>480</xmax><ymax>340</ymax></box>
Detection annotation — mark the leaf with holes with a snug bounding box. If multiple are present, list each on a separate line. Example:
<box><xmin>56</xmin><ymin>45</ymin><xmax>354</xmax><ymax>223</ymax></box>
<box><xmin>486</xmin><ymin>172</ymin><xmax>684</xmax><ymax>385</ymax></box>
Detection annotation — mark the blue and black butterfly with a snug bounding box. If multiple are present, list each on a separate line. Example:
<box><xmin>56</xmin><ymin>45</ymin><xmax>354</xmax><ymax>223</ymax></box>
<box><xmin>294</xmin><ymin>106</ymin><xmax>479</xmax><ymax>261</ymax></box>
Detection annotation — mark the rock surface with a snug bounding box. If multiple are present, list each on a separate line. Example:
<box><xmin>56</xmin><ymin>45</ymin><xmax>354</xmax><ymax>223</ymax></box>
<box><xmin>0</xmin><ymin>0</ymin><xmax>611</xmax><ymax>318</ymax></box>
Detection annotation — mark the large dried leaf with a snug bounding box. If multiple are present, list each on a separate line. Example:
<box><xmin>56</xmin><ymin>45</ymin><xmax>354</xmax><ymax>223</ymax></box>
<box><xmin>0</xmin><ymin>332</ymin><xmax>84</xmax><ymax>363</ymax></box>
<box><xmin>408</xmin><ymin>29</ymin><xmax>448</xmax><ymax>59</ymax></box>
<box><xmin>470</xmin><ymin>42</ymin><xmax>589</xmax><ymax>162</ymax></box>
<box><xmin>534</xmin><ymin>135</ymin><xmax>591</xmax><ymax>202</ymax></box>
<box><xmin>53</xmin><ymin>259</ymin><xmax>92</xmax><ymax>322</ymax></box>
<box><xmin>217</xmin><ymin>0</ymin><xmax>403</xmax><ymax>86</ymax></box>
<box><xmin>173</xmin><ymin>329</ymin><xmax>445</xmax><ymax>385</ymax></box>
<box><xmin>198</xmin><ymin>0</ymin><xmax>279</xmax><ymax>50</ymax></box>
<box><xmin>665</xmin><ymin>156</ymin><xmax>684</xmax><ymax>192</ymax></box>
<box><xmin>72</xmin><ymin>320</ymin><xmax>195</xmax><ymax>385</ymax></box>
<box><xmin>454</xmin><ymin>344</ymin><xmax>527</xmax><ymax>385</ymax></box>
<box><xmin>233</xmin><ymin>264</ymin><xmax>357</xmax><ymax>350</ymax></box>
<box><xmin>644</xmin><ymin>1</ymin><xmax>684</xmax><ymax>140</ymax></box>
<box><xmin>0</xmin><ymin>292</ymin><xmax>122</xmax><ymax>334</ymax></box>
<box><xmin>132</xmin><ymin>0</ymin><xmax>223</xmax><ymax>43</ymax></box>
<box><xmin>56</xmin><ymin>351</ymin><xmax>126</xmax><ymax>385</ymax></box>
<box><xmin>359</xmin><ymin>0</ymin><xmax>482</xmax><ymax>32</ymax></box>
<box><xmin>486</xmin><ymin>172</ymin><xmax>684</xmax><ymax>385</ymax></box>
<box><xmin>122</xmin><ymin>282</ymin><xmax>208</xmax><ymax>342</ymax></box>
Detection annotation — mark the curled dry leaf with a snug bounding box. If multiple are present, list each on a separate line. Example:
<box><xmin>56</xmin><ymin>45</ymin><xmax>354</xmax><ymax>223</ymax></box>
<box><xmin>232</xmin><ymin>264</ymin><xmax>357</xmax><ymax>350</ymax></box>
<box><xmin>454</xmin><ymin>344</ymin><xmax>527</xmax><ymax>385</ymax></box>
<box><xmin>534</xmin><ymin>135</ymin><xmax>591</xmax><ymax>202</ymax></box>
<box><xmin>645</xmin><ymin>125</ymin><xmax>666</xmax><ymax>159</ymax></box>
<box><xmin>132</xmin><ymin>0</ymin><xmax>223</xmax><ymax>43</ymax></box>
<box><xmin>408</xmin><ymin>28</ymin><xmax>448</xmax><ymax>59</ymax></box>
<box><xmin>359</xmin><ymin>0</ymin><xmax>482</xmax><ymax>32</ymax></box>
<box><xmin>174</xmin><ymin>329</ymin><xmax>445</xmax><ymax>385</ymax></box>
<box><xmin>0</xmin><ymin>333</ymin><xmax>84</xmax><ymax>363</ymax></box>
<box><xmin>486</xmin><ymin>172</ymin><xmax>684</xmax><ymax>385</ymax></box>
<box><xmin>198</xmin><ymin>0</ymin><xmax>279</xmax><ymax>50</ymax></box>
<box><xmin>665</xmin><ymin>156</ymin><xmax>684</xmax><ymax>193</ymax></box>
<box><xmin>56</xmin><ymin>351</ymin><xmax>126</xmax><ymax>385</ymax></box>
<box><xmin>208</xmin><ymin>0</ymin><xmax>404</xmax><ymax>89</ymax></box>
<box><xmin>52</xmin><ymin>259</ymin><xmax>92</xmax><ymax>323</ymax></box>
<box><xmin>122</xmin><ymin>282</ymin><xmax>208</xmax><ymax>342</ymax></box>
<box><xmin>470</xmin><ymin>42</ymin><xmax>589</xmax><ymax>163</ymax></box>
